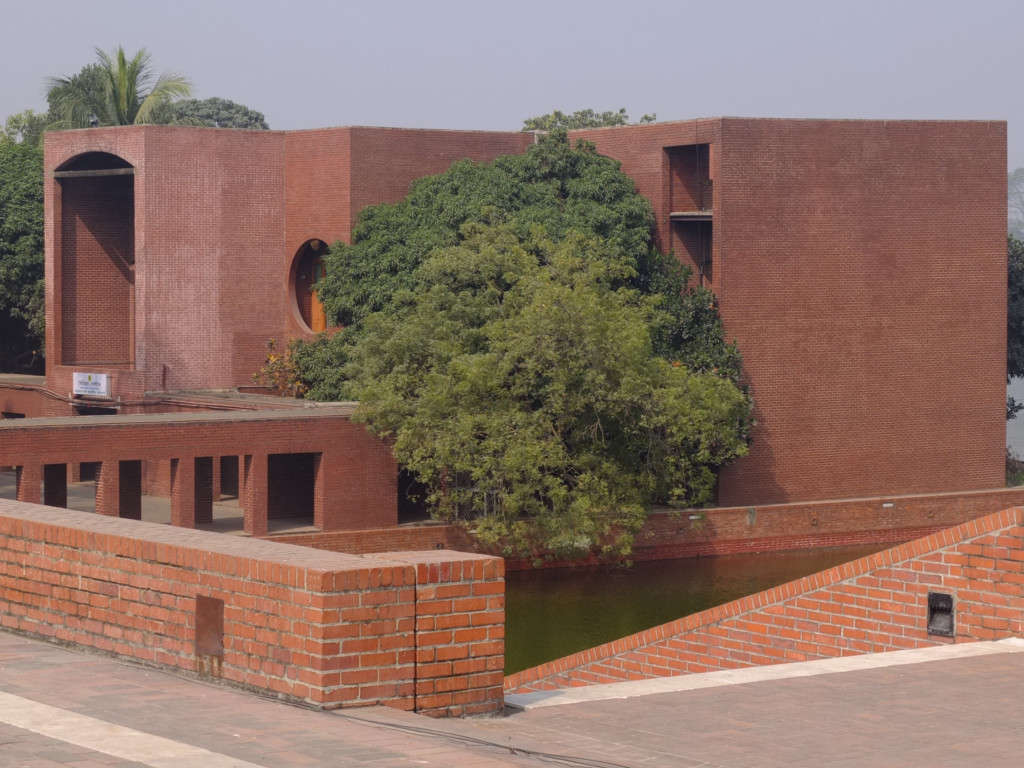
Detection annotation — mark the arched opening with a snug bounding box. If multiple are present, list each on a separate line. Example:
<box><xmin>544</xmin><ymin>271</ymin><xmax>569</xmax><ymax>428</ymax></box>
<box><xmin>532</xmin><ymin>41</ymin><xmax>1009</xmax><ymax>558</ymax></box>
<box><xmin>55</xmin><ymin>152</ymin><xmax>135</xmax><ymax>367</ymax></box>
<box><xmin>292</xmin><ymin>239</ymin><xmax>328</xmax><ymax>332</ymax></box>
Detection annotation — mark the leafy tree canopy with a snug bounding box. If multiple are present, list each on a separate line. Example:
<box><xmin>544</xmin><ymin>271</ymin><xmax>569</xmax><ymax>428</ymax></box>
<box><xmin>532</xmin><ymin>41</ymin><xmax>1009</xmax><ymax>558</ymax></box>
<box><xmin>1</xmin><ymin>110</ymin><xmax>48</xmax><ymax>147</ymax></box>
<box><xmin>522</xmin><ymin>108</ymin><xmax>656</xmax><ymax>132</ymax></box>
<box><xmin>0</xmin><ymin>140</ymin><xmax>44</xmax><ymax>371</ymax></box>
<box><xmin>286</xmin><ymin>132</ymin><xmax>750</xmax><ymax>560</ymax></box>
<box><xmin>321</xmin><ymin>223</ymin><xmax>750</xmax><ymax>559</ymax></box>
<box><xmin>162</xmin><ymin>97</ymin><xmax>269</xmax><ymax>130</ymax></box>
<box><xmin>1010</xmin><ymin>169</ymin><xmax>1024</xmax><ymax>239</ymax></box>
<box><xmin>1009</xmin><ymin>235</ymin><xmax>1024</xmax><ymax>418</ymax></box>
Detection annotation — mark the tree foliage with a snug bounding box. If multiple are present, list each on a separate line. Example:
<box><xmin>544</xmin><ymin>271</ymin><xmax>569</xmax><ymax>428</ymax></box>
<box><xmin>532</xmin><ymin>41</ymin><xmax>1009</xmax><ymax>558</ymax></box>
<box><xmin>1010</xmin><ymin>169</ymin><xmax>1024</xmax><ymax>239</ymax></box>
<box><xmin>46</xmin><ymin>46</ymin><xmax>194</xmax><ymax>128</ymax></box>
<box><xmin>163</xmin><ymin>97</ymin><xmax>269</xmax><ymax>130</ymax></box>
<box><xmin>1</xmin><ymin>110</ymin><xmax>48</xmax><ymax>147</ymax></box>
<box><xmin>315</xmin><ymin>131</ymin><xmax>739</xmax><ymax>375</ymax></box>
<box><xmin>0</xmin><ymin>140</ymin><xmax>44</xmax><ymax>371</ymax></box>
<box><xmin>288</xmin><ymin>133</ymin><xmax>750</xmax><ymax>559</ymax></box>
<box><xmin>1009</xmin><ymin>235</ymin><xmax>1024</xmax><ymax>418</ymax></box>
<box><xmin>330</xmin><ymin>224</ymin><xmax>749</xmax><ymax>558</ymax></box>
<box><xmin>522</xmin><ymin>108</ymin><xmax>656</xmax><ymax>132</ymax></box>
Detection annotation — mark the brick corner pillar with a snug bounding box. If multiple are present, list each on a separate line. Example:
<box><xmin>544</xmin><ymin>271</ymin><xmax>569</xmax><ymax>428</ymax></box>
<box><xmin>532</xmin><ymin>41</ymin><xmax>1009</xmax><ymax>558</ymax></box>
<box><xmin>95</xmin><ymin>460</ymin><xmax>120</xmax><ymax>516</ymax></box>
<box><xmin>15</xmin><ymin>464</ymin><xmax>42</xmax><ymax>504</ymax></box>
<box><xmin>96</xmin><ymin>459</ymin><xmax>142</xmax><ymax>519</ymax></box>
<box><xmin>413</xmin><ymin>554</ymin><xmax>506</xmax><ymax>717</ymax></box>
<box><xmin>43</xmin><ymin>464</ymin><xmax>68</xmax><ymax>508</ymax></box>
<box><xmin>313</xmin><ymin>451</ymin><xmax>328</xmax><ymax>530</ymax></box>
<box><xmin>170</xmin><ymin>457</ymin><xmax>196</xmax><ymax>528</ymax></box>
<box><xmin>242</xmin><ymin>453</ymin><xmax>269</xmax><ymax>537</ymax></box>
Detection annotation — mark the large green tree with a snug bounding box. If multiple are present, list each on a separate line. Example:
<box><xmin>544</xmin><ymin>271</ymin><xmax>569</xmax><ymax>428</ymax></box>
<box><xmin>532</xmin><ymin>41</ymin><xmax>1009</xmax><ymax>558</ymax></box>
<box><xmin>47</xmin><ymin>46</ymin><xmax>194</xmax><ymax>128</ymax></box>
<box><xmin>287</xmin><ymin>133</ymin><xmax>750</xmax><ymax>559</ymax></box>
<box><xmin>0</xmin><ymin>140</ymin><xmax>44</xmax><ymax>371</ymax></box>
<box><xmin>162</xmin><ymin>97</ymin><xmax>269</xmax><ymax>130</ymax></box>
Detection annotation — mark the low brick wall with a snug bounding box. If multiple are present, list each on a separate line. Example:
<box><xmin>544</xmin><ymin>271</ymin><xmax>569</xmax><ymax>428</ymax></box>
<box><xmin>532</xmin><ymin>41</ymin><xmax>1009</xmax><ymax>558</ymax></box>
<box><xmin>0</xmin><ymin>499</ymin><xmax>504</xmax><ymax>716</ymax></box>
<box><xmin>506</xmin><ymin>507</ymin><xmax>1024</xmax><ymax>693</ymax></box>
<box><xmin>631</xmin><ymin>487</ymin><xmax>1024</xmax><ymax>561</ymax></box>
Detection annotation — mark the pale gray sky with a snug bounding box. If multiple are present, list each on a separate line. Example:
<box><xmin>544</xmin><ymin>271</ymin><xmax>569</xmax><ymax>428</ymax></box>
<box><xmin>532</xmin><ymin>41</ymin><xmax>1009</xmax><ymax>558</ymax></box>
<box><xmin>3</xmin><ymin>0</ymin><xmax>1023</xmax><ymax>166</ymax></box>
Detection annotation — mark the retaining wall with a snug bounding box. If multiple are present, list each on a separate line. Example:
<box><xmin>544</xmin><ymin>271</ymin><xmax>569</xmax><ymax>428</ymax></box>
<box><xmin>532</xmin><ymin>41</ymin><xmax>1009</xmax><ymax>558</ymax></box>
<box><xmin>0</xmin><ymin>499</ymin><xmax>504</xmax><ymax>716</ymax></box>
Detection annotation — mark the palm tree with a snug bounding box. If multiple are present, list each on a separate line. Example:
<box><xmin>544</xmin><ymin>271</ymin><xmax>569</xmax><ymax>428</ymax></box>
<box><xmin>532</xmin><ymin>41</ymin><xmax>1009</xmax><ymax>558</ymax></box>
<box><xmin>47</xmin><ymin>46</ymin><xmax>194</xmax><ymax>128</ymax></box>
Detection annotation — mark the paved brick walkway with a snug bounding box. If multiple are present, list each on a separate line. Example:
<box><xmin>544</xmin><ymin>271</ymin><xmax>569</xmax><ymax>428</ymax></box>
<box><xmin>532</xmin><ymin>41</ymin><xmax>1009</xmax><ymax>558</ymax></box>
<box><xmin>2</xmin><ymin>629</ymin><xmax>1024</xmax><ymax>767</ymax></box>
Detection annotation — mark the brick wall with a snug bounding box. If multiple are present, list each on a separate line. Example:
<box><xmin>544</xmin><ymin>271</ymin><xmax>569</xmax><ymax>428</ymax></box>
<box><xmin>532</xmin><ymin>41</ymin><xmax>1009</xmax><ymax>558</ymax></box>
<box><xmin>505</xmin><ymin>507</ymin><xmax>1024</xmax><ymax>693</ymax></box>
<box><xmin>577</xmin><ymin>119</ymin><xmax>1008</xmax><ymax>508</ymax></box>
<box><xmin>0</xmin><ymin>499</ymin><xmax>504</xmax><ymax>716</ymax></box>
<box><xmin>624</xmin><ymin>487</ymin><xmax>1024</xmax><ymax>562</ymax></box>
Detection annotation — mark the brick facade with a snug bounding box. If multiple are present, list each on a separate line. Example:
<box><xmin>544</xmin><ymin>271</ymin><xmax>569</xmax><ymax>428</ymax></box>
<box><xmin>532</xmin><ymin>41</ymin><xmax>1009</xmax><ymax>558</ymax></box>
<box><xmin>40</xmin><ymin>118</ymin><xmax>1007</xmax><ymax>513</ymax></box>
<box><xmin>505</xmin><ymin>506</ymin><xmax>1024</xmax><ymax>694</ymax></box>
<box><xmin>574</xmin><ymin>118</ymin><xmax>1008</xmax><ymax>508</ymax></box>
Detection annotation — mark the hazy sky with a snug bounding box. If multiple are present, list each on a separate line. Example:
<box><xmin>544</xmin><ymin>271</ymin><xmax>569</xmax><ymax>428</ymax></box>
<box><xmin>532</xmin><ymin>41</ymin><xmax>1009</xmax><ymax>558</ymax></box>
<box><xmin>3</xmin><ymin>0</ymin><xmax>1024</xmax><ymax>166</ymax></box>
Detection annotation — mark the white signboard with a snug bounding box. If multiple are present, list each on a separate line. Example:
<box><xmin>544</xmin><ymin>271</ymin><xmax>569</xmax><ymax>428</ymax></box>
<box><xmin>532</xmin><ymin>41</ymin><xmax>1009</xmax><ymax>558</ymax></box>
<box><xmin>73</xmin><ymin>372</ymin><xmax>110</xmax><ymax>397</ymax></box>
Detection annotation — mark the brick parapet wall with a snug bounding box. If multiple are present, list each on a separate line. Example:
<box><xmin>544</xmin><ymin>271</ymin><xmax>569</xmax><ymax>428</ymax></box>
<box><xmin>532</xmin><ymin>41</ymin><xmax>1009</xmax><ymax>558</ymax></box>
<box><xmin>506</xmin><ymin>507</ymin><xmax>1024</xmax><ymax>694</ymax></box>
<box><xmin>0</xmin><ymin>500</ymin><xmax>504</xmax><ymax>716</ymax></box>
<box><xmin>626</xmin><ymin>487</ymin><xmax>1024</xmax><ymax>561</ymax></box>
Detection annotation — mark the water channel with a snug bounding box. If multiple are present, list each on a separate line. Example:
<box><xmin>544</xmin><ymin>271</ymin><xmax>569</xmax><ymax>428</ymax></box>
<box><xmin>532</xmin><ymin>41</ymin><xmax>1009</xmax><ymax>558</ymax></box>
<box><xmin>504</xmin><ymin>543</ymin><xmax>886</xmax><ymax>674</ymax></box>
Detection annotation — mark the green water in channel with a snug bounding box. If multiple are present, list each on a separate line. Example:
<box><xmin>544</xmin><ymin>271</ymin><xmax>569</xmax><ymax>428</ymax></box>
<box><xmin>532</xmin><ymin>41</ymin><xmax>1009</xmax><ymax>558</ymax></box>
<box><xmin>503</xmin><ymin>543</ymin><xmax>886</xmax><ymax>675</ymax></box>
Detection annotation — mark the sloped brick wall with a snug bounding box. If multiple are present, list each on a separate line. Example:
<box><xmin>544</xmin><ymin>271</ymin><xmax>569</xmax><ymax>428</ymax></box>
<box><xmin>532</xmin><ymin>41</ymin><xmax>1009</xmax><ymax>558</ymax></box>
<box><xmin>0</xmin><ymin>500</ymin><xmax>504</xmax><ymax>716</ymax></box>
<box><xmin>506</xmin><ymin>507</ymin><xmax>1024</xmax><ymax>693</ymax></box>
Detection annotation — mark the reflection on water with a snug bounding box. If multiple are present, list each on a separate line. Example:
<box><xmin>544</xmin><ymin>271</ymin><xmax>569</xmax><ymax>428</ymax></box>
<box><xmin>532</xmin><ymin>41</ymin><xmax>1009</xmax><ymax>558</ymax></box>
<box><xmin>504</xmin><ymin>544</ymin><xmax>885</xmax><ymax>674</ymax></box>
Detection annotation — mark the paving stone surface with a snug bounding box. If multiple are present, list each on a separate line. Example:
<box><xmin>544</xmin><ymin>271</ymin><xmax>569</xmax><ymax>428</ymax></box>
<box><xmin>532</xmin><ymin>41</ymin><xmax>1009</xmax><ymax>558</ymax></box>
<box><xmin>2</xmin><ymin>628</ymin><xmax>1024</xmax><ymax>766</ymax></box>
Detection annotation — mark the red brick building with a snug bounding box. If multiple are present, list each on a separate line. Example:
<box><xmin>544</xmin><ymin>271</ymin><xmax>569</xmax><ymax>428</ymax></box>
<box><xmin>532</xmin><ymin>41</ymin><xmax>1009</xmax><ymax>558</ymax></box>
<box><xmin>18</xmin><ymin>117</ymin><xmax>1010</xmax><ymax>527</ymax></box>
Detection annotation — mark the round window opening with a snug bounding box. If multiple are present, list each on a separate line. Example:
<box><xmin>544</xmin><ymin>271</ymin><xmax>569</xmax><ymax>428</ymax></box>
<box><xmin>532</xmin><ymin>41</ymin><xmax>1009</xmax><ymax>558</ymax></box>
<box><xmin>293</xmin><ymin>239</ymin><xmax>327</xmax><ymax>332</ymax></box>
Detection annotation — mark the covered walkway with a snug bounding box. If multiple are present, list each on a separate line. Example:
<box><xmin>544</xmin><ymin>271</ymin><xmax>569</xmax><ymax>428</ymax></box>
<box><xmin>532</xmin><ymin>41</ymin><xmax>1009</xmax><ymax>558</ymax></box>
<box><xmin>0</xmin><ymin>407</ymin><xmax>397</xmax><ymax>536</ymax></box>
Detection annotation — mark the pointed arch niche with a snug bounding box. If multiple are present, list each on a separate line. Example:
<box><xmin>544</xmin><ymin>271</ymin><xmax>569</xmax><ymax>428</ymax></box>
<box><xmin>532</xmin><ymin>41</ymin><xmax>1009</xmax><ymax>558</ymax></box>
<box><xmin>290</xmin><ymin>238</ymin><xmax>328</xmax><ymax>333</ymax></box>
<box><xmin>55</xmin><ymin>152</ymin><xmax>135</xmax><ymax>367</ymax></box>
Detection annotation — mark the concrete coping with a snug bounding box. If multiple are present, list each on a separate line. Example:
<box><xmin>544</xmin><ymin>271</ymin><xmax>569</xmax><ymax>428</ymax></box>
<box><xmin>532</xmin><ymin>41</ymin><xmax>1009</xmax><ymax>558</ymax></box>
<box><xmin>505</xmin><ymin>637</ymin><xmax>1024</xmax><ymax>710</ymax></box>
<box><xmin>0</xmin><ymin>498</ymin><xmax>490</xmax><ymax>577</ymax></box>
<box><xmin>0</xmin><ymin>405</ymin><xmax>359</xmax><ymax>430</ymax></box>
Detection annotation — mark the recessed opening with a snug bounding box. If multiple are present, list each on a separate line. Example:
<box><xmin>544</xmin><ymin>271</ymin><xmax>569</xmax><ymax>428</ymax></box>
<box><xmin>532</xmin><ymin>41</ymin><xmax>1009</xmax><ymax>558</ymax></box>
<box><xmin>220</xmin><ymin>455</ymin><xmax>239</xmax><ymax>499</ymax></box>
<box><xmin>927</xmin><ymin>591</ymin><xmax>954</xmax><ymax>637</ymax></box>
<box><xmin>58</xmin><ymin>152</ymin><xmax>135</xmax><ymax>368</ymax></box>
<box><xmin>291</xmin><ymin>239</ymin><xmax>328</xmax><ymax>332</ymax></box>
<box><xmin>268</xmin><ymin>452</ymin><xmax>316</xmax><ymax>526</ymax></box>
<box><xmin>74</xmin><ymin>405</ymin><xmax>118</xmax><ymax>416</ymax></box>
<box><xmin>195</xmin><ymin>594</ymin><xmax>224</xmax><ymax>678</ymax></box>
